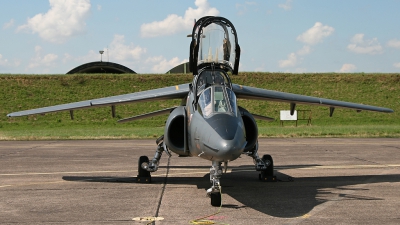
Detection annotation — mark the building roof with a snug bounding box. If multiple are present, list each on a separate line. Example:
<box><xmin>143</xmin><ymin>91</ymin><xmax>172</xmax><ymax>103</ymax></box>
<box><xmin>66</xmin><ymin>61</ymin><xmax>136</xmax><ymax>74</ymax></box>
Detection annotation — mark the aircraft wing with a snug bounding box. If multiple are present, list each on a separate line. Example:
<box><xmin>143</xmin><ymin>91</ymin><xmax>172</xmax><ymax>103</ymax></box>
<box><xmin>118</xmin><ymin>107</ymin><xmax>177</xmax><ymax>123</ymax></box>
<box><xmin>232</xmin><ymin>84</ymin><xmax>393</xmax><ymax>113</ymax></box>
<box><xmin>7</xmin><ymin>83</ymin><xmax>190</xmax><ymax>117</ymax></box>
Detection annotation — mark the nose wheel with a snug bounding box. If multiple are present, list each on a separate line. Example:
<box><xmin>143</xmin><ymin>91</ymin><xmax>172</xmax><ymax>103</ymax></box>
<box><xmin>210</xmin><ymin>192</ymin><xmax>221</xmax><ymax>207</ymax></box>
<box><xmin>207</xmin><ymin>161</ymin><xmax>223</xmax><ymax>207</ymax></box>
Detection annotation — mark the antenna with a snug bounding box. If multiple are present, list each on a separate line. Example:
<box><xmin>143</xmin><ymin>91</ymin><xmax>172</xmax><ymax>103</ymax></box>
<box><xmin>187</xmin><ymin>18</ymin><xmax>196</xmax><ymax>37</ymax></box>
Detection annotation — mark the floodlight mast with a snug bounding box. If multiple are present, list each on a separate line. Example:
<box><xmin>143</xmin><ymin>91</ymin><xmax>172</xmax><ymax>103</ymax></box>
<box><xmin>189</xmin><ymin>16</ymin><xmax>241</xmax><ymax>76</ymax></box>
<box><xmin>99</xmin><ymin>50</ymin><xmax>104</xmax><ymax>62</ymax></box>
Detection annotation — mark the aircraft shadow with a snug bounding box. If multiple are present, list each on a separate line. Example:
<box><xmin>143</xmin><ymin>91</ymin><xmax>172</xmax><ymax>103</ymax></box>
<box><xmin>62</xmin><ymin>164</ymin><xmax>400</xmax><ymax>218</ymax></box>
<box><xmin>63</xmin><ymin>176</ymin><xmax>136</xmax><ymax>183</ymax></box>
<box><xmin>212</xmin><ymin>169</ymin><xmax>396</xmax><ymax>218</ymax></box>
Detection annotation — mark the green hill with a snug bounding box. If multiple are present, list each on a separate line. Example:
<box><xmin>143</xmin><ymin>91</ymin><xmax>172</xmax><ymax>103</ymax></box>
<box><xmin>1</xmin><ymin>73</ymin><xmax>399</xmax><ymax>139</ymax></box>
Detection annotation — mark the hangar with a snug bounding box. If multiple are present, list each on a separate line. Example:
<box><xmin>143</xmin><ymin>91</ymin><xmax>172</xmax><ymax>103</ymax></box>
<box><xmin>66</xmin><ymin>61</ymin><xmax>136</xmax><ymax>74</ymax></box>
<box><xmin>166</xmin><ymin>62</ymin><xmax>192</xmax><ymax>74</ymax></box>
<box><xmin>67</xmin><ymin>61</ymin><xmax>190</xmax><ymax>74</ymax></box>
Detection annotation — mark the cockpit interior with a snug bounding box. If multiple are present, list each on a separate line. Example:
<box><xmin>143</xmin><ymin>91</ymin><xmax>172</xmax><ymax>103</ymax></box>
<box><xmin>195</xmin><ymin>69</ymin><xmax>237</xmax><ymax>118</ymax></box>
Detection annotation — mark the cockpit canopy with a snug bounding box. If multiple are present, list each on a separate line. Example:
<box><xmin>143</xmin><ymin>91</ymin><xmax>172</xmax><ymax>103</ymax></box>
<box><xmin>189</xmin><ymin>17</ymin><xmax>240</xmax><ymax>118</ymax></box>
<box><xmin>190</xmin><ymin>16</ymin><xmax>240</xmax><ymax>75</ymax></box>
<box><xmin>196</xmin><ymin>69</ymin><xmax>230</xmax><ymax>93</ymax></box>
<box><xmin>198</xmin><ymin>23</ymin><xmax>237</xmax><ymax>68</ymax></box>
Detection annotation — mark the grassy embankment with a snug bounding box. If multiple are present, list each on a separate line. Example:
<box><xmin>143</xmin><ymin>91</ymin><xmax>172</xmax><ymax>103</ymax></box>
<box><xmin>0</xmin><ymin>73</ymin><xmax>399</xmax><ymax>140</ymax></box>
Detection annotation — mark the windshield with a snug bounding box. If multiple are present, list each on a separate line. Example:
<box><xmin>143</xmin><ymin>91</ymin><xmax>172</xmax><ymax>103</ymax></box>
<box><xmin>226</xmin><ymin>88</ymin><xmax>237</xmax><ymax>116</ymax></box>
<box><xmin>198</xmin><ymin>86</ymin><xmax>237</xmax><ymax>118</ymax></box>
<box><xmin>198</xmin><ymin>88</ymin><xmax>212</xmax><ymax>117</ymax></box>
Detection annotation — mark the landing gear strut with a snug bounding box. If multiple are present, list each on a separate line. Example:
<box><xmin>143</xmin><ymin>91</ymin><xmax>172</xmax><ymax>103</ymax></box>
<box><xmin>207</xmin><ymin>161</ymin><xmax>223</xmax><ymax>207</ymax></box>
<box><xmin>244</xmin><ymin>141</ymin><xmax>276</xmax><ymax>182</ymax></box>
<box><xmin>136</xmin><ymin>135</ymin><xmax>171</xmax><ymax>183</ymax></box>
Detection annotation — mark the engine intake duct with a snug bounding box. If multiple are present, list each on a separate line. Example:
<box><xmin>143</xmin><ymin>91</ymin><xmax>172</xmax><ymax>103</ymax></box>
<box><xmin>238</xmin><ymin>106</ymin><xmax>258</xmax><ymax>153</ymax></box>
<box><xmin>164</xmin><ymin>106</ymin><xmax>189</xmax><ymax>156</ymax></box>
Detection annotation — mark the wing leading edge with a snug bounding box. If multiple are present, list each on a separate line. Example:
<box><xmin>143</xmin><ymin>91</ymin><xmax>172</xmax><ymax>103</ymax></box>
<box><xmin>7</xmin><ymin>83</ymin><xmax>190</xmax><ymax>117</ymax></box>
<box><xmin>232</xmin><ymin>84</ymin><xmax>393</xmax><ymax>113</ymax></box>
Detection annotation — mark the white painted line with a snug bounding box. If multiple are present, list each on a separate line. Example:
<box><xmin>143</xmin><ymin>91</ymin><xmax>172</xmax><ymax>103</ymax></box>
<box><xmin>2</xmin><ymin>164</ymin><xmax>399</xmax><ymax>177</ymax></box>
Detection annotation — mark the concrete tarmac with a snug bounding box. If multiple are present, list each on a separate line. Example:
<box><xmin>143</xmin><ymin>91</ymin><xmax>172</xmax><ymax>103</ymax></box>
<box><xmin>1</xmin><ymin>138</ymin><xmax>400</xmax><ymax>224</ymax></box>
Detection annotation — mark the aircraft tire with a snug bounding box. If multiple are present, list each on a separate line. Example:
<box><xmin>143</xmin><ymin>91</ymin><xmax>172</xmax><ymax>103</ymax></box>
<box><xmin>210</xmin><ymin>192</ymin><xmax>222</xmax><ymax>207</ymax></box>
<box><xmin>262</xmin><ymin>154</ymin><xmax>274</xmax><ymax>176</ymax></box>
<box><xmin>138</xmin><ymin>156</ymin><xmax>150</xmax><ymax>177</ymax></box>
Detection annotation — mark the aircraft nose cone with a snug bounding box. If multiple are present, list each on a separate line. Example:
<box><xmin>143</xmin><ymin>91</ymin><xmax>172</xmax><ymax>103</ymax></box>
<box><xmin>203</xmin><ymin>115</ymin><xmax>247</xmax><ymax>161</ymax></box>
<box><xmin>218</xmin><ymin>138</ymin><xmax>246</xmax><ymax>153</ymax></box>
<box><xmin>205</xmin><ymin>114</ymin><xmax>239</xmax><ymax>140</ymax></box>
<box><xmin>204</xmin><ymin>133</ymin><xmax>247</xmax><ymax>161</ymax></box>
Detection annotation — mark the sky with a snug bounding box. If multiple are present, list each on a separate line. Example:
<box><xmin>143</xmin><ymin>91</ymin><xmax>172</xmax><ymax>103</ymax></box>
<box><xmin>1</xmin><ymin>0</ymin><xmax>400</xmax><ymax>74</ymax></box>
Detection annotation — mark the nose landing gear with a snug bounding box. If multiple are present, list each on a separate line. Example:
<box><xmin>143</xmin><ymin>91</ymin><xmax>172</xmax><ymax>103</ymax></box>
<box><xmin>207</xmin><ymin>161</ymin><xmax>223</xmax><ymax>207</ymax></box>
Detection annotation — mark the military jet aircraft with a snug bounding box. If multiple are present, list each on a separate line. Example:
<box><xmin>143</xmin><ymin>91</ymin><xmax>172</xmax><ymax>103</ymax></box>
<box><xmin>7</xmin><ymin>16</ymin><xmax>393</xmax><ymax>206</ymax></box>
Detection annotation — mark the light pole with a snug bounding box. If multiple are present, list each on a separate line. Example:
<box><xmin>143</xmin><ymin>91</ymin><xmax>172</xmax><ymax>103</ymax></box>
<box><xmin>99</xmin><ymin>50</ymin><xmax>104</xmax><ymax>62</ymax></box>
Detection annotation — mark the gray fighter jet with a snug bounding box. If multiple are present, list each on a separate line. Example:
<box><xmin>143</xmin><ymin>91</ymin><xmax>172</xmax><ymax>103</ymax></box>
<box><xmin>8</xmin><ymin>16</ymin><xmax>393</xmax><ymax>206</ymax></box>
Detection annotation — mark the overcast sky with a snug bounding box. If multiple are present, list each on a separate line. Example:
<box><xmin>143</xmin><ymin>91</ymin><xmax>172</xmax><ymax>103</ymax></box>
<box><xmin>1</xmin><ymin>0</ymin><xmax>400</xmax><ymax>74</ymax></box>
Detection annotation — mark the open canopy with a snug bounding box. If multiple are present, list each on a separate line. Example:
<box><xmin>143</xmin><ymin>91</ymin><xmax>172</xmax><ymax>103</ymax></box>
<box><xmin>190</xmin><ymin>16</ymin><xmax>241</xmax><ymax>75</ymax></box>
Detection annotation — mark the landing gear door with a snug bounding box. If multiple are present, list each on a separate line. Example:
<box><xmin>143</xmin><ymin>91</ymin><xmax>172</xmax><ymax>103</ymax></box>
<box><xmin>184</xmin><ymin>106</ymin><xmax>188</xmax><ymax>154</ymax></box>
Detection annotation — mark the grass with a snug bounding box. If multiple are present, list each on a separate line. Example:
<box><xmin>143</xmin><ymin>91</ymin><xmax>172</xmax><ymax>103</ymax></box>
<box><xmin>0</xmin><ymin>126</ymin><xmax>165</xmax><ymax>140</ymax></box>
<box><xmin>1</xmin><ymin>125</ymin><xmax>399</xmax><ymax>141</ymax></box>
<box><xmin>1</xmin><ymin>73</ymin><xmax>399</xmax><ymax>140</ymax></box>
<box><xmin>259</xmin><ymin>125</ymin><xmax>400</xmax><ymax>138</ymax></box>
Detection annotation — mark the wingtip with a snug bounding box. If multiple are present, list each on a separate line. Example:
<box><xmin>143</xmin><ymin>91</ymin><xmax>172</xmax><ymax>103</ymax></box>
<box><xmin>382</xmin><ymin>107</ymin><xmax>394</xmax><ymax>113</ymax></box>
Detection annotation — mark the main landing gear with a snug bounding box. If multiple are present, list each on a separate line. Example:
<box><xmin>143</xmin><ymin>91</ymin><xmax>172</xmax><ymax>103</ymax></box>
<box><xmin>136</xmin><ymin>137</ymin><xmax>275</xmax><ymax>207</ymax></box>
<box><xmin>136</xmin><ymin>135</ymin><xmax>170</xmax><ymax>183</ymax></box>
<box><xmin>258</xmin><ymin>154</ymin><xmax>276</xmax><ymax>182</ymax></box>
<box><xmin>244</xmin><ymin>141</ymin><xmax>277</xmax><ymax>182</ymax></box>
<box><xmin>137</xmin><ymin>156</ymin><xmax>151</xmax><ymax>183</ymax></box>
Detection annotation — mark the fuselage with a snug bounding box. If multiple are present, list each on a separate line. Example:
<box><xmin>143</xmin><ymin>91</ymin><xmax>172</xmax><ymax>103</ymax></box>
<box><xmin>185</xmin><ymin>69</ymin><xmax>247</xmax><ymax>162</ymax></box>
<box><xmin>180</xmin><ymin>16</ymin><xmax>247</xmax><ymax>163</ymax></box>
